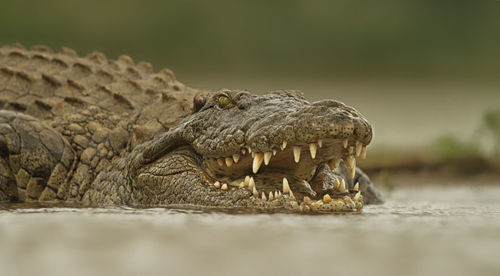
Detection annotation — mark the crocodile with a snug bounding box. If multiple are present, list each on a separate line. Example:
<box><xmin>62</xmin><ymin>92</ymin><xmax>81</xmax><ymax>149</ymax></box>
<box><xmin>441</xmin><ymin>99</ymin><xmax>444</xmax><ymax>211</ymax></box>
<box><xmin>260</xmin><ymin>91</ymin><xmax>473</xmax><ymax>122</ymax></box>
<box><xmin>0</xmin><ymin>44</ymin><xmax>382</xmax><ymax>213</ymax></box>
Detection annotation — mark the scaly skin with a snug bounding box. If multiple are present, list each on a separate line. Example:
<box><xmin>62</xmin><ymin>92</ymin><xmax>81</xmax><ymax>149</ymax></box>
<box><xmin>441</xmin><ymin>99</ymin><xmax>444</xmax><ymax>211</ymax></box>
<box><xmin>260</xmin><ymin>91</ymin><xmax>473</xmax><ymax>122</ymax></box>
<box><xmin>0</xmin><ymin>44</ymin><xmax>382</xmax><ymax>213</ymax></box>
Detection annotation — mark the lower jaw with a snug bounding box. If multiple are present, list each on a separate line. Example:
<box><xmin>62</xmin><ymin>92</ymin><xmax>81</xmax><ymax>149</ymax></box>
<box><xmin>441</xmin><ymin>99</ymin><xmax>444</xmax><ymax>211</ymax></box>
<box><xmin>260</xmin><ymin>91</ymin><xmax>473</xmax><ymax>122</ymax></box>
<box><xmin>245</xmin><ymin>191</ymin><xmax>363</xmax><ymax>213</ymax></box>
<box><xmin>208</xmin><ymin>174</ymin><xmax>363</xmax><ymax>213</ymax></box>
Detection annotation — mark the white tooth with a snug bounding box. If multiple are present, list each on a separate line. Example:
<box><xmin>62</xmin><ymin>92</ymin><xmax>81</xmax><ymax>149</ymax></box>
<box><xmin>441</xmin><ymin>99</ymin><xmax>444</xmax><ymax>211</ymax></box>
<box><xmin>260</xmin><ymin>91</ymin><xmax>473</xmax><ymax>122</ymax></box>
<box><xmin>323</xmin><ymin>194</ymin><xmax>332</xmax><ymax>203</ymax></box>
<box><xmin>264</xmin><ymin>151</ymin><xmax>272</xmax><ymax>165</ymax></box>
<box><xmin>293</xmin><ymin>146</ymin><xmax>301</xmax><ymax>163</ymax></box>
<box><xmin>248</xmin><ymin>147</ymin><xmax>252</xmax><ymax>154</ymax></box>
<box><xmin>253</xmin><ymin>153</ymin><xmax>264</xmax><ymax>173</ymax></box>
<box><xmin>344</xmin><ymin>156</ymin><xmax>354</xmax><ymax>169</ymax></box>
<box><xmin>282</xmin><ymin>178</ymin><xmax>291</xmax><ymax>194</ymax></box>
<box><xmin>353</xmin><ymin>191</ymin><xmax>361</xmax><ymax>201</ymax></box>
<box><xmin>318</xmin><ymin>139</ymin><xmax>323</xmax><ymax>148</ymax></box>
<box><xmin>244</xmin><ymin>175</ymin><xmax>250</xmax><ymax>186</ymax></box>
<box><xmin>343</xmin><ymin>139</ymin><xmax>348</xmax><ymax>148</ymax></box>
<box><xmin>253</xmin><ymin>185</ymin><xmax>259</xmax><ymax>198</ymax></box>
<box><xmin>217</xmin><ymin>158</ymin><xmax>225</xmax><ymax>167</ymax></box>
<box><xmin>262</xmin><ymin>192</ymin><xmax>267</xmax><ymax>201</ymax></box>
<box><xmin>360</xmin><ymin>145</ymin><xmax>367</xmax><ymax>160</ymax></box>
<box><xmin>289</xmin><ymin>190</ymin><xmax>296</xmax><ymax>201</ymax></box>
<box><xmin>281</xmin><ymin>141</ymin><xmax>287</xmax><ymax>150</ymax></box>
<box><xmin>353</xmin><ymin>182</ymin><xmax>359</xmax><ymax>192</ymax></box>
<box><xmin>272</xmin><ymin>149</ymin><xmax>277</xmax><ymax>156</ymax></box>
<box><xmin>241</xmin><ymin>148</ymin><xmax>246</xmax><ymax>155</ymax></box>
<box><xmin>232</xmin><ymin>154</ymin><xmax>240</xmax><ymax>163</ymax></box>
<box><xmin>328</xmin><ymin>159</ymin><xmax>341</xmax><ymax>170</ymax></box>
<box><xmin>333</xmin><ymin>178</ymin><xmax>340</xmax><ymax>190</ymax></box>
<box><xmin>345</xmin><ymin>156</ymin><xmax>356</xmax><ymax>179</ymax></box>
<box><xmin>269</xmin><ymin>192</ymin><xmax>274</xmax><ymax>200</ymax></box>
<box><xmin>350</xmin><ymin>166</ymin><xmax>356</xmax><ymax>179</ymax></box>
<box><xmin>309</xmin><ymin>143</ymin><xmax>317</xmax><ymax>159</ymax></box>
<box><xmin>274</xmin><ymin>191</ymin><xmax>279</xmax><ymax>199</ymax></box>
<box><xmin>239</xmin><ymin>182</ymin><xmax>245</xmax><ymax>189</ymax></box>
<box><xmin>278</xmin><ymin>191</ymin><xmax>282</xmax><ymax>197</ymax></box>
<box><xmin>225</xmin><ymin>157</ymin><xmax>233</xmax><ymax>167</ymax></box>
<box><xmin>340</xmin><ymin>179</ymin><xmax>347</xmax><ymax>193</ymax></box>
<box><xmin>221</xmin><ymin>183</ymin><xmax>228</xmax><ymax>190</ymax></box>
<box><xmin>251</xmin><ymin>152</ymin><xmax>255</xmax><ymax>158</ymax></box>
<box><xmin>249</xmin><ymin>177</ymin><xmax>255</xmax><ymax>190</ymax></box>
<box><xmin>214</xmin><ymin>181</ymin><xmax>221</xmax><ymax>188</ymax></box>
<box><xmin>355</xmin><ymin>141</ymin><xmax>362</xmax><ymax>157</ymax></box>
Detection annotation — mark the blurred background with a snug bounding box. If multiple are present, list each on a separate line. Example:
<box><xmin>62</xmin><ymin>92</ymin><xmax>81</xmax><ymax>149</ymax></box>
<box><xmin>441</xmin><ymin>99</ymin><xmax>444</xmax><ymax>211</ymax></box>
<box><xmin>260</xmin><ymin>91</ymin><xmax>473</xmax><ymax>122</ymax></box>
<box><xmin>1</xmin><ymin>0</ymin><xmax>499</xmax><ymax>175</ymax></box>
<box><xmin>2</xmin><ymin>2</ymin><xmax>500</xmax><ymax>276</ymax></box>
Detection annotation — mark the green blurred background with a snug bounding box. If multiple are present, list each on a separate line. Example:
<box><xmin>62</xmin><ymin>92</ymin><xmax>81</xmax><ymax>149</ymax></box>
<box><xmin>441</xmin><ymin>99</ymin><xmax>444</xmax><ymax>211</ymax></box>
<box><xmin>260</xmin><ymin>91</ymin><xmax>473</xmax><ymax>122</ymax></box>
<box><xmin>1</xmin><ymin>0</ymin><xmax>499</xmax><ymax>168</ymax></box>
<box><xmin>2</xmin><ymin>0</ymin><xmax>499</xmax><ymax>79</ymax></box>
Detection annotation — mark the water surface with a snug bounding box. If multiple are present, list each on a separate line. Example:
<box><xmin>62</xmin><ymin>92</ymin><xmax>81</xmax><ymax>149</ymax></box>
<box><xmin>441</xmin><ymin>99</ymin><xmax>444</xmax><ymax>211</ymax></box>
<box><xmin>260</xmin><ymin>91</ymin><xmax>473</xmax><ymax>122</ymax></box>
<box><xmin>1</xmin><ymin>185</ymin><xmax>499</xmax><ymax>276</ymax></box>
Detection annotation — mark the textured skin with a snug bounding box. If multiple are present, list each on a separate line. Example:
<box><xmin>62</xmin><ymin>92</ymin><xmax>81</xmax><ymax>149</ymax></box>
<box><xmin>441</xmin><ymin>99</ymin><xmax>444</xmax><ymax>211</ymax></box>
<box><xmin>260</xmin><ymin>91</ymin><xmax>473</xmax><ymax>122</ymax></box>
<box><xmin>0</xmin><ymin>44</ymin><xmax>381</xmax><ymax>212</ymax></box>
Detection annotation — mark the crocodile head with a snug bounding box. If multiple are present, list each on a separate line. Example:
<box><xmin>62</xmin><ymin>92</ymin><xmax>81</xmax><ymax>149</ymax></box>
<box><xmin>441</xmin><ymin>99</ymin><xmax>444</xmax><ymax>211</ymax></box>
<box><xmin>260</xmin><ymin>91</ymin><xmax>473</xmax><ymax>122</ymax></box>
<box><xmin>135</xmin><ymin>89</ymin><xmax>373</xmax><ymax>212</ymax></box>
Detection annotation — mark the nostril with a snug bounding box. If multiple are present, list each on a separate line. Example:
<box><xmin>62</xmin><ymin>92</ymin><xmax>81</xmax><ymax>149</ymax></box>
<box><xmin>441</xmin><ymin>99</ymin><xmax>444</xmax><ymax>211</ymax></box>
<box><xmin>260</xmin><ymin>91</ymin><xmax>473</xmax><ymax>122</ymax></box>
<box><xmin>237</xmin><ymin>101</ymin><xmax>250</xmax><ymax>109</ymax></box>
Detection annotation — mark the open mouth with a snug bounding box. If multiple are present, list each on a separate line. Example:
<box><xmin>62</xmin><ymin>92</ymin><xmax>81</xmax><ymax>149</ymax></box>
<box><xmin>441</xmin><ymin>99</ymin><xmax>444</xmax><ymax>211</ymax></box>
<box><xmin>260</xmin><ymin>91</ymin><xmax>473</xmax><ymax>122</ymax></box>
<box><xmin>205</xmin><ymin>137</ymin><xmax>367</xmax><ymax>212</ymax></box>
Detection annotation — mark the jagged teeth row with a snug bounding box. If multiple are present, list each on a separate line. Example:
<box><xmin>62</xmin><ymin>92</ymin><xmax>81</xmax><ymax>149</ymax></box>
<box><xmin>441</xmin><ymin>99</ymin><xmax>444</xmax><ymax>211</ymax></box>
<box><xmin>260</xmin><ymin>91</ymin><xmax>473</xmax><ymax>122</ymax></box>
<box><xmin>213</xmin><ymin>139</ymin><xmax>367</xmax><ymax>178</ymax></box>
<box><xmin>212</xmin><ymin>176</ymin><xmax>361</xmax><ymax>204</ymax></box>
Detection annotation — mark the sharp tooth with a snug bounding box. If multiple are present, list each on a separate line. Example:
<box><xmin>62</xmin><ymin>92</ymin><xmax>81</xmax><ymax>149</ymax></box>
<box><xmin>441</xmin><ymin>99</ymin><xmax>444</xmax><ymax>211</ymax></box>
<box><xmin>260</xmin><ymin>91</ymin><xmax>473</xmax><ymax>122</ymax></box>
<box><xmin>340</xmin><ymin>179</ymin><xmax>347</xmax><ymax>193</ymax></box>
<box><xmin>318</xmin><ymin>139</ymin><xmax>323</xmax><ymax>148</ymax></box>
<box><xmin>289</xmin><ymin>190</ymin><xmax>296</xmax><ymax>201</ymax></box>
<box><xmin>248</xmin><ymin>147</ymin><xmax>252</xmax><ymax>154</ymax></box>
<box><xmin>272</xmin><ymin>149</ymin><xmax>277</xmax><ymax>156</ymax></box>
<box><xmin>355</xmin><ymin>141</ymin><xmax>362</xmax><ymax>157</ymax></box>
<box><xmin>343</xmin><ymin>139</ymin><xmax>348</xmax><ymax>148</ymax></box>
<box><xmin>239</xmin><ymin>182</ymin><xmax>245</xmax><ymax>189</ymax></box>
<box><xmin>353</xmin><ymin>182</ymin><xmax>359</xmax><ymax>192</ymax></box>
<box><xmin>221</xmin><ymin>183</ymin><xmax>228</xmax><ymax>190</ymax></box>
<box><xmin>253</xmin><ymin>185</ymin><xmax>259</xmax><ymax>198</ymax></box>
<box><xmin>232</xmin><ymin>154</ymin><xmax>240</xmax><ymax>163</ymax></box>
<box><xmin>217</xmin><ymin>158</ymin><xmax>225</xmax><ymax>167</ymax></box>
<box><xmin>253</xmin><ymin>153</ymin><xmax>264</xmax><ymax>173</ymax></box>
<box><xmin>360</xmin><ymin>145</ymin><xmax>367</xmax><ymax>160</ymax></box>
<box><xmin>282</xmin><ymin>177</ymin><xmax>291</xmax><ymax>194</ymax></box>
<box><xmin>323</xmin><ymin>194</ymin><xmax>332</xmax><ymax>203</ymax></box>
<box><xmin>251</xmin><ymin>152</ymin><xmax>255</xmax><ymax>158</ymax></box>
<box><xmin>349</xmin><ymin>167</ymin><xmax>356</xmax><ymax>179</ymax></box>
<box><xmin>264</xmin><ymin>151</ymin><xmax>272</xmax><ymax>165</ymax></box>
<box><xmin>214</xmin><ymin>181</ymin><xmax>221</xmax><ymax>188</ymax></box>
<box><xmin>249</xmin><ymin>177</ymin><xmax>255</xmax><ymax>190</ymax></box>
<box><xmin>309</xmin><ymin>143</ymin><xmax>317</xmax><ymax>159</ymax></box>
<box><xmin>225</xmin><ymin>157</ymin><xmax>233</xmax><ymax>167</ymax></box>
<box><xmin>278</xmin><ymin>191</ymin><xmax>282</xmax><ymax>197</ymax></box>
<box><xmin>353</xmin><ymin>191</ymin><xmax>361</xmax><ymax>201</ymax></box>
<box><xmin>281</xmin><ymin>141</ymin><xmax>287</xmax><ymax>150</ymax></box>
<box><xmin>328</xmin><ymin>159</ymin><xmax>341</xmax><ymax>170</ymax></box>
<box><xmin>244</xmin><ymin>175</ymin><xmax>250</xmax><ymax>186</ymax></box>
<box><xmin>344</xmin><ymin>156</ymin><xmax>355</xmax><ymax>169</ymax></box>
<box><xmin>293</xmin><ymin>146</ymin><xmax>301</xmax><ymax>163</ymax></box>
<box><xmin>261</xmin><ymin>192</ymin><xmax>267</xmax><ymax>201</ymax></box>
<box><xmin>241</xmin><ymin>148</ymin><xmax>246</xmax><ymax>155</ymax></box>
<box><xmin>333</xmin><ymin>178</ymin><xmax>340</xmax><ymax>190</ymax></box>
<box><xmin>344</xmin><ymin>156</ymin><xmax>356</xmax><ymax>179</ymax></box>
<box><xmin>274</xmin><ymin>191</ymin><xmax>279</xmax><ymax>199</ymax></box>
<box><xmin>268</xmin><ymin>192</ymin><xmax>274</xmax><ymax>200</ymax></box>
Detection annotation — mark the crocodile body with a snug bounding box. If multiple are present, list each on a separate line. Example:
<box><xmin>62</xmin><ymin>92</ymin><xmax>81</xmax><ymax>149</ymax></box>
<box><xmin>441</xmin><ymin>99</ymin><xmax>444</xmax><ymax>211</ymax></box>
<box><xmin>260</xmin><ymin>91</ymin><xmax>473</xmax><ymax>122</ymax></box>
<box><xmin>0</xmin><ymin>44</ymin><xmax>381</xmax><ymax>213</ymax></box>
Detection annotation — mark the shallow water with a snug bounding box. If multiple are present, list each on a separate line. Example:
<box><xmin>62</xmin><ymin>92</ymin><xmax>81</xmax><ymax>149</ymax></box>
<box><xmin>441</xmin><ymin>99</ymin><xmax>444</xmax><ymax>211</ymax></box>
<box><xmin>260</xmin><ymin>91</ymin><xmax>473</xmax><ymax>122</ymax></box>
<box><xmin>1</xmin><ymin>185</ymin><xmax>500</xmax><ymax>276</ymax></box>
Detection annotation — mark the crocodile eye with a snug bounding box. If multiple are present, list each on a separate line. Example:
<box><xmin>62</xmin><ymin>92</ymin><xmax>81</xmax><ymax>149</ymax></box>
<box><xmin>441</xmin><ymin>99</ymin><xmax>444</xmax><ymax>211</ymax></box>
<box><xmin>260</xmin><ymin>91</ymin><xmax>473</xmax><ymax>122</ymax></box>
<box><xmin>218</xmin><ymin>95</ymin><xmax>231</xmax><ymax>108</ymax></box>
